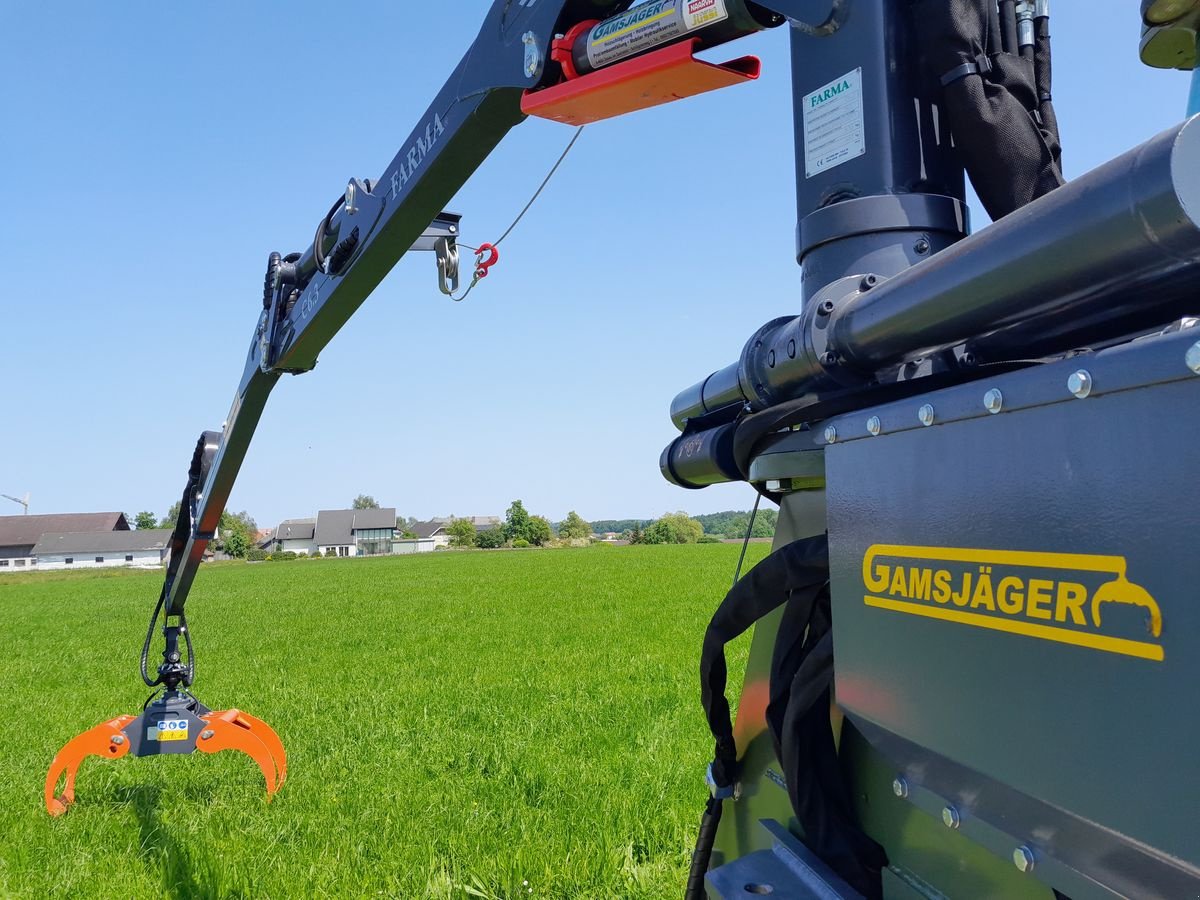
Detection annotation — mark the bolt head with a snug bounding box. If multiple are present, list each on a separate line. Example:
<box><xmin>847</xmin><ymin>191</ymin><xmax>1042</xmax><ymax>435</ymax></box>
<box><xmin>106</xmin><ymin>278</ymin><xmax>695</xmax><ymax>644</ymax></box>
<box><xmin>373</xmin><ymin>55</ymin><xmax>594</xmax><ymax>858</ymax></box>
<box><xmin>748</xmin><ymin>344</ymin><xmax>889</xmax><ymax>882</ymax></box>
<box><xmin>111</xmin><ymin>735</ymin><xmax>125</xmax><ymax>745</ymax></box>
<box><xmin>1186</xmin><ymin>341</ymin><xmax>1200</xmax><ymax>374</ymax></box>
<box><xmin>984</xmin><ymin>388</ymin><xmax>1004</xmax><ymax>414</ymax></box>
<box><xmin>200</xmin><ymin>729</ymin><xmax>215</xmax><ymax>741</ymax></box>
<box><xmin>942</xmin><ymin>806</ymin><xmax>961</xmax><ymax>829</ymax></box>
<box><xmin>1013</xmin><ymin>845</ymin><xmax>1036</xmax><ymax>873</ymax></box>
<box><xmin>1067</xmin><ymin>369</ymin><xmax>1093</xmax><ymax>399</ymax></box>
<box><xmin>867</xmin><ymin>416</ymin><xmax>882</xmax><ymax>436</ymax></box>
<box><xmin>824</xmin><ymin>425</ymin><xmax>838</xmax><ymax>444</ymax></box>
<box><xmin>918</xmin><ymin>404</ymin><xmax>935</xmax><ymax>427</ymax></box>
<box><xmin>891</xmin><ymin>777</ymin><xmax>909</xmax><ymax>798</ymax></box>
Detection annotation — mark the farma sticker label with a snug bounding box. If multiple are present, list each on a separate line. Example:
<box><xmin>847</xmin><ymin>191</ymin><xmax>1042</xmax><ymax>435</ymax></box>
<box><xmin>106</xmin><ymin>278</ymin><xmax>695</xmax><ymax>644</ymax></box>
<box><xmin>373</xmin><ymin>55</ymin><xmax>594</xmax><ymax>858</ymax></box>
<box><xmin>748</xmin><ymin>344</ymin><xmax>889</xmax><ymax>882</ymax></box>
<box><xmin>803</xmin><ymin>68</ymin><xmax>866</xmax><ymax>178</ymax></box>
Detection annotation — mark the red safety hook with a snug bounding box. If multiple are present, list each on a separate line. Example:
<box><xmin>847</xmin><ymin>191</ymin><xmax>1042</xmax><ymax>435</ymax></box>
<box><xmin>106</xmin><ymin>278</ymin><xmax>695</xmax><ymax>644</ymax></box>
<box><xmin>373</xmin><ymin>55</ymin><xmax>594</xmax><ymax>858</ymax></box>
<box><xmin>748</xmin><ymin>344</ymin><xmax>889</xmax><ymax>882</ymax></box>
<box><xmin>474</xmin><ymin>243</ymin><xmax>500</xmax><ymax>279</ymax></box>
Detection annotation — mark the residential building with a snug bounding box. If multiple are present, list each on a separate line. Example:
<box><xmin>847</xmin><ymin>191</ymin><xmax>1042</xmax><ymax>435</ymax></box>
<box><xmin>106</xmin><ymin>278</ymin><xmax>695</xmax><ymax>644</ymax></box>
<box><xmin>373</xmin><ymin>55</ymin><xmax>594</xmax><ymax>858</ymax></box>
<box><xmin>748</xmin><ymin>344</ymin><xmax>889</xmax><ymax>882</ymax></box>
<box><xmin>273</xmin><ymin>518</ymin><xmax>318</xmax><ymax>555</ymax></box>
<box><xmin>30</xmin><ymin>529</ymin><xmax>171</xmax><ymax>571</ymax></box>
<box><xmin>314</xmin><ymin>508</ymin><xmax>396</xmax><ymax>557</ymax></box>
<box><xmin>0</xmin><ymin>512</ymin><xmax>129</xmax><ymax>572</ymax></box>
<box><xmin>411</xmin><ymin>519</ymin><xmax>453</xmax><ymax>549</ymax></box>
<box><xmin>413</xmin><ymin>516</ymin><xmax>502</xmax><ymax>549</ymax></box>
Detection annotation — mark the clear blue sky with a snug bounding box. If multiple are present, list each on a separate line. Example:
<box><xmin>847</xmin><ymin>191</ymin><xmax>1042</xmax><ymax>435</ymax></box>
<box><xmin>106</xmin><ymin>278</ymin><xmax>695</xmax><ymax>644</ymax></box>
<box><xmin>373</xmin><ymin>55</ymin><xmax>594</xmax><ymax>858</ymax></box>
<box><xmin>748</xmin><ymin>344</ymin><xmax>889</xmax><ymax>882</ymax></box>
<box><xmin>0</xmin><ymin>3</ymin><xmax>1191</xmax><ymax>529</ymax></box>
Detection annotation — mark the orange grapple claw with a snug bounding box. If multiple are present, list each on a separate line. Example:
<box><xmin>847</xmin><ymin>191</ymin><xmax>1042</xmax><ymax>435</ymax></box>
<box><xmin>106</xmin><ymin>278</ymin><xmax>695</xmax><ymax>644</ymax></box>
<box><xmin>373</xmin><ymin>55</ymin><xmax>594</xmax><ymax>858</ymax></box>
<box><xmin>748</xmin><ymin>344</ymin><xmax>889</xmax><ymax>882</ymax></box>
<box><xmin>196</xmin><ymin>709</ymin><xmax>287</xmax><ymax>797</ymax></box>
<box><xmin>45</xmin><ymin>715</ymin><xmax>136</xmax><ymax>817</ymax></box>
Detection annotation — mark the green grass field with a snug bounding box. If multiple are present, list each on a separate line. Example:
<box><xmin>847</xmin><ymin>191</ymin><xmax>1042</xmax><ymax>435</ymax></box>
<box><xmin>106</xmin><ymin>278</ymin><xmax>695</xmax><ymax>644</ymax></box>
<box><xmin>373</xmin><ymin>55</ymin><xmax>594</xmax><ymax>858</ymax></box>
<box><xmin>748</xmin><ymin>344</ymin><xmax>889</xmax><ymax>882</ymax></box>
<box><xmin>0</xmin><ymin>544</ymin><xmax>765</xmax><ymax>899</ymax></box>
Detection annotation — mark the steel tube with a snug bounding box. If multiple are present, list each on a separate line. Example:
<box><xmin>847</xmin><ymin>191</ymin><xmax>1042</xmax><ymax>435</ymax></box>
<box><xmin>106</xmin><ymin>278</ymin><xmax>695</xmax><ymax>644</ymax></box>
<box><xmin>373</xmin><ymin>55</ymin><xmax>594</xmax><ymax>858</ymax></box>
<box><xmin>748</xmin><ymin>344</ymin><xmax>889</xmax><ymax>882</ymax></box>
<box><xmin>670</xmin><ymin>116</ymin><xmax>1200</xmax><ymax>433</ymax></box>
<box><xmin>831</xmin><ymin>115</ymin><xmax>1200</xmax><ymax>371</ymax></box>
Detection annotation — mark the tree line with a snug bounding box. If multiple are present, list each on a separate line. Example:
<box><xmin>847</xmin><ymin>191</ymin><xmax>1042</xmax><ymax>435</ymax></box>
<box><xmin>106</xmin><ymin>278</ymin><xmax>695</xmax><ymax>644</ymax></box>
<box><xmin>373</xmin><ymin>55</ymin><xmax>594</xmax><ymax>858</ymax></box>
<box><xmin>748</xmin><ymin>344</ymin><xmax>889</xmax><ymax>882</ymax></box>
<box><xmin>125</xmin><ymin>496</ymin><xmax>776</xmax><ymax>560</ymax></box>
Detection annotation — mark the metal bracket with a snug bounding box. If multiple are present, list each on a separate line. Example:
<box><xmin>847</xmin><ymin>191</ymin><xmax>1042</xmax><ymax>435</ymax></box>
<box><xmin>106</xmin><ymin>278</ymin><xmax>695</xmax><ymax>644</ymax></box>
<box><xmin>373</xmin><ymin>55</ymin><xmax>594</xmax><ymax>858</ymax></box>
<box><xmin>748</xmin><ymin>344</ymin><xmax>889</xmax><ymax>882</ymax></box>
<box><xmin>408</xmin><ymin>211</ymin><xmax>463</xmax><ymax>296</ymax></box>
<box><xmin>434</xmin><ymin>237</ymin><xmax>460</xmax><ymax>295</ymax></box>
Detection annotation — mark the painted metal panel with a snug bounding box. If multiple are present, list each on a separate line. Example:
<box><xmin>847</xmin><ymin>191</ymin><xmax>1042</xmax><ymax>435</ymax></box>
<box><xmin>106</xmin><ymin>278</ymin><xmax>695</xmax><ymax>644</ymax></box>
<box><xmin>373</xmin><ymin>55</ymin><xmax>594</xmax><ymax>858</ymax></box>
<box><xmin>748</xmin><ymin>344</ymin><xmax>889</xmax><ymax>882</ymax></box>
<box><xmin>826</xmin><ymin>334</ymin><xmax>1200</xmax><ymax>873</ymax></box>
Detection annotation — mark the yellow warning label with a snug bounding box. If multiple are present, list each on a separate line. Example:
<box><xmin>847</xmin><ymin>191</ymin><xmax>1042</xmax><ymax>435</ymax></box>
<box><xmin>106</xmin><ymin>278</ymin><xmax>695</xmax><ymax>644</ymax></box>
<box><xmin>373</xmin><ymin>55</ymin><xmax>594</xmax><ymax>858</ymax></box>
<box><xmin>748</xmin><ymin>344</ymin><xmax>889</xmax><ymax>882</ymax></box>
<box><xmin>861</xmin><ymin>545</ymin><xmax>1164</xmax><ymax>661</ymax></box>
<box><xmin>151</xmin><ymin>719</ymin><xmax>189</xmax><ymax>742</ymax></box>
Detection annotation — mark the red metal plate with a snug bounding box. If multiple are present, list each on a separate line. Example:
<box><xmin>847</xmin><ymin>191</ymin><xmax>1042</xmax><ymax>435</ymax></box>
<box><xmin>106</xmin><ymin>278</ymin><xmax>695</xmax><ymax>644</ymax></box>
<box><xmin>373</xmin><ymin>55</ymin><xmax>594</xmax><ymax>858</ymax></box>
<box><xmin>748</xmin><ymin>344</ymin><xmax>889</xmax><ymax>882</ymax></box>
<box><xmin>521</xmin><ymin>39</ymin><xmax>761</xmax><ymax>126</ymax></box>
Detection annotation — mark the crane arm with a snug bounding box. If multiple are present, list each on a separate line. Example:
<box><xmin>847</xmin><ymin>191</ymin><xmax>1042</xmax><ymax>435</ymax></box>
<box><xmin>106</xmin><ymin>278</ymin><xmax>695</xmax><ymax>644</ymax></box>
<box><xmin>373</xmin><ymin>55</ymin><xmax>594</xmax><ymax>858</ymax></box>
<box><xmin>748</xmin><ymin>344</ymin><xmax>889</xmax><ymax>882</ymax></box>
<box><xmin>160</xmin><ymin>0</ymin><xmax>643</xmax><ymax>619</ymax></box>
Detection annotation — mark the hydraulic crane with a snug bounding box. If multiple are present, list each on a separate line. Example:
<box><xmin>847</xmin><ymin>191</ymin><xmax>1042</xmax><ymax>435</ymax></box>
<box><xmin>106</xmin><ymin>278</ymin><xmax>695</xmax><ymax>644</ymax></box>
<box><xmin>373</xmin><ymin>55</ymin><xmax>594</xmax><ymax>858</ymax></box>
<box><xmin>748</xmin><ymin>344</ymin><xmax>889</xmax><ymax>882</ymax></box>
<box><xmin>45</xmin><ymin>1</ymin><xmax>1200</xmax><ymax>896</ymax></box>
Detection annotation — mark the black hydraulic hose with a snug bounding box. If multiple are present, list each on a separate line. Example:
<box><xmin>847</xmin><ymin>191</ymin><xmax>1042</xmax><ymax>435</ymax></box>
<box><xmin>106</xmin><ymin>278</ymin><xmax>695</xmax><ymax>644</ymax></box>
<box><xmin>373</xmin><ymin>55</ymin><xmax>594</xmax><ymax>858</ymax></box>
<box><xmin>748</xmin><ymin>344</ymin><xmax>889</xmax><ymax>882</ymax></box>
<box><xmin>140</xmin><ymin>593</ymin><xmax>165</xmax><ymax>686</ymax></box>
<box><xmin>685</xmin><ymin>796</ymin><xmax>725</xmax><ymax>900</ymax></box>
<box><xmin>987</xmin><ymin>0</ymin><xmax>1001</xmax><ymax>56</ymax></box>
<box><xmin>683</xmin><ymin>501</ymin><xmax>762</xmax><ymax>897</ymax></box>
<box><xmin>733</xmin><ymin>493</ymin><xmax>761</xmax><ymax>588</ymax></box>
<box><xmin>1033</xmin><ymin>12</ymin><xmax>1061</xmax><ymax>165</ymax></box>
<box><xmin>311</xmin><ymin>194</ymin><xmax>345</xmax><ymax>275</ymax></box>
<box><xmin>181</xmin><ymin>612</ymin><xmax>195</xmax><ymax>687</ymax></box>
<box><xmin>999</xmin><ymin>0</ymin><xmax>1019</xmax><ymax>54</ymax></box>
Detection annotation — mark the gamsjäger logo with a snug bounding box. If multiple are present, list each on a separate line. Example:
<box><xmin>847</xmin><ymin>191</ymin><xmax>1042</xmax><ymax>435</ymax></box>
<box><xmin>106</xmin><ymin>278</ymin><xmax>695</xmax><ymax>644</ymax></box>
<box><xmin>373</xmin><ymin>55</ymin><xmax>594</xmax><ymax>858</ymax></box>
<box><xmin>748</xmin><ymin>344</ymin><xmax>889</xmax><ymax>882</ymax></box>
<box><xmin>861</xmin><ymin>545</ymin><xmax>1164</xmax><ymax>661</ymax></box>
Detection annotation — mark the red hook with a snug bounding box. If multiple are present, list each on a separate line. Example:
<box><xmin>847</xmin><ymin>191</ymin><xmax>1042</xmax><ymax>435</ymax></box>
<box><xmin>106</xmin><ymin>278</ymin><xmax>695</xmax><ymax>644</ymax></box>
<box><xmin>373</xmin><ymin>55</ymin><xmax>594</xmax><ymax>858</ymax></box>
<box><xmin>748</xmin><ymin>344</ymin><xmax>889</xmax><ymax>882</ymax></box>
<box><xmin>474</xmin><ymin>243</ymin><xmax>499</xmax><ymax>279</ymax></box>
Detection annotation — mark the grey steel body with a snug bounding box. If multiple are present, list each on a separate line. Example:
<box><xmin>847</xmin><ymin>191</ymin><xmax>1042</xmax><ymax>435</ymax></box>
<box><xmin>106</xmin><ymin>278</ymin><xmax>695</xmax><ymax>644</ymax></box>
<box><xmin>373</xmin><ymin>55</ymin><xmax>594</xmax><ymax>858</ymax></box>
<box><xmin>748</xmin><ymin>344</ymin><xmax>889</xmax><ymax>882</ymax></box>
<box><xmin>121</xmin><ymin>692</ymin><xmax>210</xmax><ymax>758</ymax></box>
<box><xmin>706</xmin><ymin>326</ymin><xmax>1200</xmax><ymax>897</ymax></box>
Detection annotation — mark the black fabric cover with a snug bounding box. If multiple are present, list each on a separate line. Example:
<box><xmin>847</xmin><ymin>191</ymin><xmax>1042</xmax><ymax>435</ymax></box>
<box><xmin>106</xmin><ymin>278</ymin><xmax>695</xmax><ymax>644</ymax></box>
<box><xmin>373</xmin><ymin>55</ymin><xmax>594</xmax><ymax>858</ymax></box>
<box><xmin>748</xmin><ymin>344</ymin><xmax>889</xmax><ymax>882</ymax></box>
<box><xmin>916</xmin><ymin>0</ymin><xmax>1064</xmax><ymax>220</ymax></box>
<box><xmin>700</xmin><ymin>535</ymin><xmax>885</xmax><ymax>898</ymax></box>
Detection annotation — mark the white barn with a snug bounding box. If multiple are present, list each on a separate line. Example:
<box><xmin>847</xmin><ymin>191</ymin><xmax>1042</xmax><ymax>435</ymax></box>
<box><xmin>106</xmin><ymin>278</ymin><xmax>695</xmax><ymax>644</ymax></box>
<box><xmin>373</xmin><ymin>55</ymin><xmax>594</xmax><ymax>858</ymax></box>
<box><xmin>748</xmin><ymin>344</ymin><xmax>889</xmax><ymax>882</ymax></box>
<box><xmin>273</xmin><ymin>518</ymin><xmax>318</xmax><ymax>555</ymax></box>
<box><xmin>31</xmin><ymin>529</ymin><xmax>171</xmax><ymax>570</ymax></box>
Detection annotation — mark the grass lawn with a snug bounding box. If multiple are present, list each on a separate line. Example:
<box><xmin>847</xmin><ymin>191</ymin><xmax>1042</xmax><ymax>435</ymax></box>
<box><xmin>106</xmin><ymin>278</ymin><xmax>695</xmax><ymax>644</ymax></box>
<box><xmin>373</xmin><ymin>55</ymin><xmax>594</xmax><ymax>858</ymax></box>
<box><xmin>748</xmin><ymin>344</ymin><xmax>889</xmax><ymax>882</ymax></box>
<box><xmin>0</xmin><ymin>544</ymin><xmax>765</xmax><ymax>898</ymax></box>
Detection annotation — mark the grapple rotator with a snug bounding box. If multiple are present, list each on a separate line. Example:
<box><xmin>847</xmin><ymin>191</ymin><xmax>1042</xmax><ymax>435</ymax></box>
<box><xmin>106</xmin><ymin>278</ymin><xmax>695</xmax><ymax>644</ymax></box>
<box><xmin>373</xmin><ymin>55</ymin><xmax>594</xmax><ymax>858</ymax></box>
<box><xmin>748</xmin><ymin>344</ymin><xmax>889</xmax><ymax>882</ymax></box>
<box><xmin>45</xmin><ymin>432</ymin><xmax>287</xmax><ymax>815</ymax></box>
<box><xmin>45</xmin><ymin>611</ymin><xmax>286</xmax><ymax>817</ymax></box>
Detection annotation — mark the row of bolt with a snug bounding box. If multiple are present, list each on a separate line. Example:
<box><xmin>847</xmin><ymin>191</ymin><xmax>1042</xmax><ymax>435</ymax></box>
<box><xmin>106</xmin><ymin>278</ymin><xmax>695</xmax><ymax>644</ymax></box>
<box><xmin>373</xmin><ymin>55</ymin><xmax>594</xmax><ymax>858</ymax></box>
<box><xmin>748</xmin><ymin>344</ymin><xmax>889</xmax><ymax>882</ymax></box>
<box><xmin>892</xmin><ymin>777</ymin><xmax>1037</xmax><ymax>874</ymax></box>
<box><xmin>823</xmin><ymin>369</ymin><xmax>1100</xmax><ymax>445</ymax></box>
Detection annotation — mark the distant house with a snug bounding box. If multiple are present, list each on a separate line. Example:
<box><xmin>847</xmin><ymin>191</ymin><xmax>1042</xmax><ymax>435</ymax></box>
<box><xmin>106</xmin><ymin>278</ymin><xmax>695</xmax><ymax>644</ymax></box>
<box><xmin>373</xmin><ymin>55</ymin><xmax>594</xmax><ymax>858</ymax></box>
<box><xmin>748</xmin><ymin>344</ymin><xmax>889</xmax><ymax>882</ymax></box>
<box><xmin>413</xmin><ymin>516</ymin><xmax>501</xmax><ymax>549</ymax></box>
<box><xmin>315</xmin><ymin>508</ymin><xmax>396</xmax><ymax>557</ymax></box>
<box><xmin>273</xmin><ymin>518</ymin><xmax>318</xmax><ymax>555</ymax></box>
<box><xmin>411</xmin><ymin>520</ymin><xmax>453</xmax><ymax>549</ymax></box>
<box><xmin>0</xmin><ymin>512</ymin><xmax>129</xmax><ymax>572</ymax></box>
<box><xmin>30</xmin><ymin>529</ymin><xmax>171</xmax><ymax>571</ymax></box>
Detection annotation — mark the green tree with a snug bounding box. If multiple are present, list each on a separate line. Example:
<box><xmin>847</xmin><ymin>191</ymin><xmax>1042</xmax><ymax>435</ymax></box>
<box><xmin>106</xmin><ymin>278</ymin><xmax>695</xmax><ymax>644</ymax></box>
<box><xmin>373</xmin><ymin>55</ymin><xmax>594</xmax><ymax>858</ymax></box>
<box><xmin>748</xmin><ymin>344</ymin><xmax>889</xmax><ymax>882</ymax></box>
<box><xmin>132</xmin><ymin>511</ymin><xmax>158</xmax><ymax>530</ymax></box>
<box><xmin>504</xmin><ymin>500</ymin><xmax>531</xmax><ymax>542</ymax></box>
<box><xmin>476</xmin><ymin>527</ymin><xmax>506</xmax><ymax>549</ymax></box>
<box><xmin>526</xmin><ymin>516</ymin><xmax>553</xmax><ymax>547</ymax></box>
<box><xmin>628</xmin><ymin>524</ymin><xmax>643</xmax><ymax>545</ymax></box>
<box><xmin>447</xmin><ymin>518</ymin><xmax>478</xmax><ymax>548</ymax></box>
<box><xmin>642</xmin><ymin>511</ymin><xmax>704</xmax><ymax>545</ymax></box>
<box><xmin>217</xmin><ymin>510</ymin><xmax>257</xmax><ymax>559</ymax></box>
<box><xmin>159</xmin><ymin>501</ymin><xmax>182</xmax><ymax>529</ymax></box>
<box><xmin>223</xmin><ymin>527</ymin><xmax>250</xmax><ymax>558</ymax></box>
<box><xmin>558</xmin><ymin>511</ymin><xmax>591</xmax><ymax>540</ymax></box>
<box><xmin>353</xmin><ymin>494</ymin><xmax>380</xmax><ymax>509</ymax></box>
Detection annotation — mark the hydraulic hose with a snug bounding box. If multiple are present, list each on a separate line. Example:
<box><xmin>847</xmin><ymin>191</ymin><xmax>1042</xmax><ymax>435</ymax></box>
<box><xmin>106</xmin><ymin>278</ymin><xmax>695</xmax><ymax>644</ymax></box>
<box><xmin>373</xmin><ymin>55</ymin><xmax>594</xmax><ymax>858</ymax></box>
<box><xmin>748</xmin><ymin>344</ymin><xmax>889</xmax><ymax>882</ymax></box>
<box><xmin>685</xmin><ymin>795</ymin><xmax>725</xmax><ymax>899</ymax></box>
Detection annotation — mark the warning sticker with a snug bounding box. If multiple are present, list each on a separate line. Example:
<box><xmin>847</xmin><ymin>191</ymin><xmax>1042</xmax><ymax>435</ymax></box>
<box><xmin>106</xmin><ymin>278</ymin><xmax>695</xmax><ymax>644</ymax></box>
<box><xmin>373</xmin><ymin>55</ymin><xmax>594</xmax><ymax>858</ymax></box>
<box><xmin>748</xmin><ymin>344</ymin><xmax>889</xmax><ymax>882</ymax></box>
<box><xmin>802</xmin><ymin>68</ymin><xmax>866</xmax><ymax>178</ymax></box>
<box><xmin>683</xmin><ymin>0</ymin><xmax>728</xmax><ymax>30</ymax></box>
<box><xmin>149</xmin><ymin>719</ymin><xmax>189</xmax><ymax>742</ymax></box>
